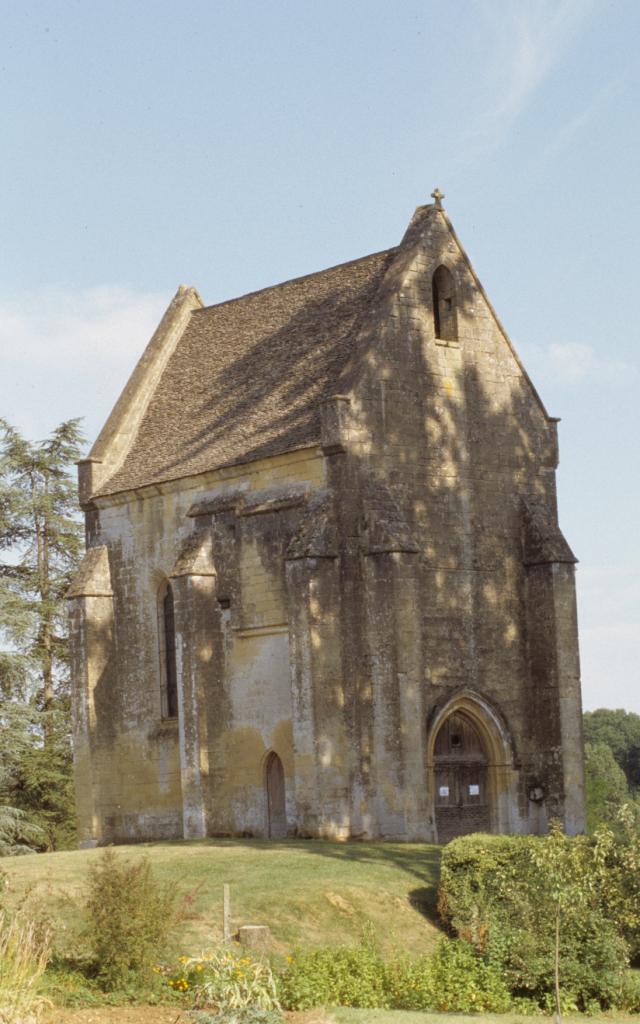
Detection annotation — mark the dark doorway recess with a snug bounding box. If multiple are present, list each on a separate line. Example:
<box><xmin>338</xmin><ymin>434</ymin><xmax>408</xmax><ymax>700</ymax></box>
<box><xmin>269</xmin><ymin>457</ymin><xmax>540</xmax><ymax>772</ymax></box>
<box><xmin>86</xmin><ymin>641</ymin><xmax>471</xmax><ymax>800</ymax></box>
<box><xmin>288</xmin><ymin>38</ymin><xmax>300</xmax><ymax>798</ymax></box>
<box><xmin>265</xmin><ymin>752</ymin><xmax>287</xmax><ymax>838</ymax></box>
<box><xmin>434</xmin><ymin>710</ymin><xmax>490</xmax><ymax>843</ymax></box>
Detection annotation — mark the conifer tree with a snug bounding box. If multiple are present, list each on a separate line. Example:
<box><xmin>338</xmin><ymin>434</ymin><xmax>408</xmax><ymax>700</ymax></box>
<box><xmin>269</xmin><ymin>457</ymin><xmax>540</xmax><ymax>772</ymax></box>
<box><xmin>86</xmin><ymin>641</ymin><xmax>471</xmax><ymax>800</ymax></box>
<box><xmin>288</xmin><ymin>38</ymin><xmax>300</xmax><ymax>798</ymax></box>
<box><xmin>0</xmin><ymin>418</ymin><xmax>84</xmax><ymax>848</ymax></box>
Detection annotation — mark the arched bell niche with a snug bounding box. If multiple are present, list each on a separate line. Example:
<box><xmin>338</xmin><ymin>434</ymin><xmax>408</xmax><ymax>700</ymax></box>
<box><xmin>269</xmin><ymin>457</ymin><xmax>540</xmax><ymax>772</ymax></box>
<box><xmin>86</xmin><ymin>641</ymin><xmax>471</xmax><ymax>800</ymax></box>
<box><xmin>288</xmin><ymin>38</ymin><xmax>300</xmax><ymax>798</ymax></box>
<box><xmin>432</xmin><ymin>264</ymin><xmax>458</xmax><ymax>342</ymax></box>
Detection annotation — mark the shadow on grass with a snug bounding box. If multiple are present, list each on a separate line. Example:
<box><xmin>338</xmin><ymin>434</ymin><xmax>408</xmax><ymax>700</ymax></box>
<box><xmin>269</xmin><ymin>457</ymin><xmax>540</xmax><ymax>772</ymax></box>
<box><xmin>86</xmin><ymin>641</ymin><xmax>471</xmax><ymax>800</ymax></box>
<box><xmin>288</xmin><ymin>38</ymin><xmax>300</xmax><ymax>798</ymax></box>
<box><xmin>407</xmin><ymin>886</ymin><xmax>439</xmax><ymax>923</ymax></box>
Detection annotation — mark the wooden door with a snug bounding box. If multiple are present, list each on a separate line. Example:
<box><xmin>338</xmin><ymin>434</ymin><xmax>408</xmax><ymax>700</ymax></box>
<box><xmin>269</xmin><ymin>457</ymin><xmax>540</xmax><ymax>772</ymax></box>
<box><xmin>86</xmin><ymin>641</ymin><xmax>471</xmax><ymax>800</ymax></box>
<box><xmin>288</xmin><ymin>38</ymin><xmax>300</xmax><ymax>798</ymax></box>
<box><xmin>434</xmin><ymin>712</ymin><xmax>490</xmax><ymax>843</ymax></box>
<box><xmin>265</xmin><ymin>752</ymin><xmax>287</xmax><ymax>838</ymax></box>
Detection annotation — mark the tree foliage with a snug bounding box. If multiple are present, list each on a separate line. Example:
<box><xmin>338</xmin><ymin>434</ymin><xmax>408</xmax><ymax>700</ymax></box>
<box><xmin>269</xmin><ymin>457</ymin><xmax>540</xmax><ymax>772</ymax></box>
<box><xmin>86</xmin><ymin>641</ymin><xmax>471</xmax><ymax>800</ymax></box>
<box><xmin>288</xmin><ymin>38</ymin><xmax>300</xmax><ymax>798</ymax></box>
<box><xmin>0</xmin><ymin>418</ymin><xmax>84</xmax><ymax>850</ymax></box>
<box><xmin>585</xmin><ymin>741</ymin><xmax>635</xmax><ymax>833</ymax></box>
<box><xmin>0</xmin><ymin>805</ymin><xmax>45</xmax><ymax>856</ymax></box>
<box><xmin>584</xmin><ymin>708</ymin><xmax>640</xmax><ymax>793</ymax></box>
<box><xmin>0</xmin><ymin>418</ymin><xmax>84</xmax><ymax>706</ymax></box>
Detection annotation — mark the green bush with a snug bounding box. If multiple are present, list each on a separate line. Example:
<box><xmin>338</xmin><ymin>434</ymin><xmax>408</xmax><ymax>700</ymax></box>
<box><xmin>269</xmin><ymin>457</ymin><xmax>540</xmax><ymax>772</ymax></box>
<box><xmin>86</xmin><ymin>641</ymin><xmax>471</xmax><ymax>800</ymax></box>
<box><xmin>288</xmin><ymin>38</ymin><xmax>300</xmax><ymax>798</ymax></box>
<box><xmin>592</xmin><ymin>807</ymin><xmax>640</xmax><ymax>961</ymax></box>
<box><xmin>385</xmin><ymin>939</ymin><xmax>510</xmax><ymax>1013</ymax></box>
<box><xmin>277</xmin><ymin>934</ymin><xmax>510</xmax><ymax>1013</ymax></box>
<box><xmin>84</xmin><ymin>849</ymin><xmax>176</xmax><ymax>990</ymax></box>
<box><xmin>384</xmin><ymin>953</ymin><xmax>433</xmax><ymax>1011</ymax></box>
<box><xmin>426</xmin><ymin>937</ymin><xmax>511</xmax><ymax>1013</ymax></box>
<box><xmin>438</xmin><ymin>830</ymin><xmax>629</xmax><ymax>1011</ymax></box>
<box><xmin>437</xmin><ymin>832</ymin><xmax>529</xmax><ymax>947</ymax></box>
<box><xmin>278</xmin><ymin>935</ymin><xmax>389</xmax><ymax>1010</ymax></box>
<box><xmin>615</xmin><ymin>969</ymin><xmax>640</xmax><ymax>1013</ymax></box>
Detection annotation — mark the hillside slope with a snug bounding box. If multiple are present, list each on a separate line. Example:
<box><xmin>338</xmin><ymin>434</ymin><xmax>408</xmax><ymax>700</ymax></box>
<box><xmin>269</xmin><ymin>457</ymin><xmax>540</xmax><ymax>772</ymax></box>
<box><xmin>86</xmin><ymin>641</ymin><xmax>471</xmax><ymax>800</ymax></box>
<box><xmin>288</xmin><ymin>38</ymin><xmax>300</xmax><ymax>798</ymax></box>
<box><xmin>2</xmin><ymin>839</ymin><xmax>441</xmax><ymax>955</ymax></box>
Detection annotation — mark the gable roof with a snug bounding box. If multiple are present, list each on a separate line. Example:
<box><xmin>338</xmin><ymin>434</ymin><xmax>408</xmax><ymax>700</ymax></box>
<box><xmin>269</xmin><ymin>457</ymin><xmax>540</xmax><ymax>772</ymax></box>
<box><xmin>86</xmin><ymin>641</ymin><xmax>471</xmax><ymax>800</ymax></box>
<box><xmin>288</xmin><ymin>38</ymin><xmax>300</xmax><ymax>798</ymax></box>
<box><xmin>89</xmin><ymin>201</ymin><xmax>551</xmax><ymax>501</ymax></box>
<box><xmin>98</xmin><ymin>248</ymin><xmax>395</xmax><ymax>496</ymax></box>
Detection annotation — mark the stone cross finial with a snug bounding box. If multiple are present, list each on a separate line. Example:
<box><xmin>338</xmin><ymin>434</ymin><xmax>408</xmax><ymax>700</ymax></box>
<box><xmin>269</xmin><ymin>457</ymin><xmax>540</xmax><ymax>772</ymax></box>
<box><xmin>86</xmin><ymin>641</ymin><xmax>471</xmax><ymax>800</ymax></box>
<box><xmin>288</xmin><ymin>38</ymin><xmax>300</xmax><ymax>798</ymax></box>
<box><xmin>431</xmin><ymin>187</ymin><xmax>445</xmax><ymax>209</ymax></box>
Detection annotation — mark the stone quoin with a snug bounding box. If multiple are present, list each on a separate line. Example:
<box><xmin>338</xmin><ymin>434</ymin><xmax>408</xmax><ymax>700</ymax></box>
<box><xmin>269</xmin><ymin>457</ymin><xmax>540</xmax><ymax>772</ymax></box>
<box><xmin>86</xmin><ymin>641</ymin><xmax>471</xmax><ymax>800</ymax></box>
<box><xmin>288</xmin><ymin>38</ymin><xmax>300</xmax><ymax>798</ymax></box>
<box><xmin>67</xmin><ymin>196</ymin><xmax>585</xmax><ymax>845</ymax></box>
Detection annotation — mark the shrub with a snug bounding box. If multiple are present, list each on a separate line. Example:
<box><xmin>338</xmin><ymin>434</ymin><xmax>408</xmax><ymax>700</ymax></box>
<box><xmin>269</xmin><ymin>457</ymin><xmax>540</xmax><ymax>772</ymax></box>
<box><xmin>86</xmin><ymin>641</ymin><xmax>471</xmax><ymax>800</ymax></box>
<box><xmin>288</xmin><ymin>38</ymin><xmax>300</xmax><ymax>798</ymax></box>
<box><xmin>278</xmin><ymin>935</ymin><xmax>389</xmax><ymax>1010</ymax></box>
<box><xmin>84</xmin><ymin>849</ymin><xmax>176</xmax><ymax>990</ymax></box>
<box><xmin>277</xmin><ymin>934</ymin><xmax>510</xmax><ymax>1013</ymax></box>
<box><xmin>425</xmin><ymin>937</ymin><xmax>511</xmax><ymax>1013</ymax></box>
<box><xmin>438</xmin><ymin>829</ymin><xmax>628</xmax><ymax>1011</ymax></box>
<box><xmin>592</xmin><ymin>807</ymin><xmax>640</xmax><ymax>961</ymax></box>
<box><xmin>384</xmin><ymin>953</ymin><xmax>433</xmax><ymax>1011</ymax></box>
<box><xmin>164</xmin><ymin>949</ymin><xmax>280</xmax><ymax>1012</ymax></box>
<box><xmin>0</xmin><ymin>909</ymin><xmax>52</xmax><ymax>1023</ymax></box>
<box><xmin>615</xmin><ymin>969</ymin><xmax>640</xmax><ymax>1013</ymax></box>
<box><xmin>384</xmin><ymin>939</ymin><xmax>510</xmax><ymax>1013</ymax></box>
<box><xmin>437</xmin><ymin>831</ymin><xmax>531</xmax><ymax>945</ymax></box>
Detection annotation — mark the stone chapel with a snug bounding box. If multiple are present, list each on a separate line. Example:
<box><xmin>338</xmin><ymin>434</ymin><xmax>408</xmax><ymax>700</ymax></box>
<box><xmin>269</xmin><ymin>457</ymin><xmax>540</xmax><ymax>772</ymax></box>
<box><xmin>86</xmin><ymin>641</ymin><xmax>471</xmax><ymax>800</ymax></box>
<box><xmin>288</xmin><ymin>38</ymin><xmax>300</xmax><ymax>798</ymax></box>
<box><xmin>68</xmin><ymin>194</ymin><xmax>585</xmax><ymax>846</ymax></box>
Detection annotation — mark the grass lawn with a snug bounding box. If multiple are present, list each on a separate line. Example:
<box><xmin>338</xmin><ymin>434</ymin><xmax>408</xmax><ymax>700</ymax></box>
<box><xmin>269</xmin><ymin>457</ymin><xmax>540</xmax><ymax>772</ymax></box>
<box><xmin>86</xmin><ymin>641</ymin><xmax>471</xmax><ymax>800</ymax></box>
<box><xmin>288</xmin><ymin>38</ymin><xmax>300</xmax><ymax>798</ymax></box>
<box><xmin>1</xmin><ymin>838</ymin><xmax>441</xmax><ymax>956</ymax></box>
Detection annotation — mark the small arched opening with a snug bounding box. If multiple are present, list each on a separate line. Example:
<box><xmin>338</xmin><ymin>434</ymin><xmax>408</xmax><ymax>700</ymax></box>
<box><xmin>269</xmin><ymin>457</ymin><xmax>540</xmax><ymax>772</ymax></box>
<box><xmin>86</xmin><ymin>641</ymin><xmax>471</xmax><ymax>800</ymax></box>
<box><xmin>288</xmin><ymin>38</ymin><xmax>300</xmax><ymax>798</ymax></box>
<box><xmin>427</xmin><ymin>692</ymin><xmax>515</xmax><ymax>843</ymax></box>
<box><xmin>158</xmin><ymin>580</ymin><xmax>179</xmax><ymax>719</ymax></box>
<box><xmin>432</xmin><ymin>264</ymin><xmax>458</xmax><ymax>342</ymax></box>
<box><xmin>265</xmin><ymin>752</ymin><xmax>287</xmax><ymax>838</ymax></box>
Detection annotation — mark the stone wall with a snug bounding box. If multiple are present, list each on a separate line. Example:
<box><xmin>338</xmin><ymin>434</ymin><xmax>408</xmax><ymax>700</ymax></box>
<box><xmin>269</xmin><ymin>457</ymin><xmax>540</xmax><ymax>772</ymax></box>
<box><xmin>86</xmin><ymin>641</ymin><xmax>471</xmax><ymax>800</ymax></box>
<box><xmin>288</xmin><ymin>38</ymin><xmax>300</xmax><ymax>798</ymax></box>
<box><xmin>331</xmin><ymin>206</ymin><xmax>584</xmax><ymax>839</ymax></box>
<box><xmin>70</xmin><ymin>449</ymin><xmax>324</xmax><ymax>844</ymax></box>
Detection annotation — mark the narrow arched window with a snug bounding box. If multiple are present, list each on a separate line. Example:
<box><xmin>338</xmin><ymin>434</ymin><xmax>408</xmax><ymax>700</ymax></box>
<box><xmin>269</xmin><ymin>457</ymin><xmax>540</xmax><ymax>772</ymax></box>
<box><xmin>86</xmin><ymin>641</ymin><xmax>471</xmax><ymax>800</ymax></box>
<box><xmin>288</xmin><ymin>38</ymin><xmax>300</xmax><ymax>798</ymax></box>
<box><xmin>161</xmin><ymin>582</ymin><xmax>179</xmax><ymax>718</ymax></box>
<box><xmin>432</xmin><ymin>265</ymin><xmax>457</xmax><ymax>342</ymax></box>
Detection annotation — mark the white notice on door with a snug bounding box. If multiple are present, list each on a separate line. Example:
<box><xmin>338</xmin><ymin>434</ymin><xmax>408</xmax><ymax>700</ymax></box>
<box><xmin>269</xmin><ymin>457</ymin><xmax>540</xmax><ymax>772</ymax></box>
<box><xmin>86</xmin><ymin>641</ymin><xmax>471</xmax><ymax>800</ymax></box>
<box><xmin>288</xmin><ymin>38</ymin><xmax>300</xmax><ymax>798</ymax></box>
<box><xmin>438</xmin><ymin>786</ymin><xmax>449</xmax><ymax>797</ymax></box>
<box><xmin>469</xmin><ymin>784</ymin><xmax>480</xmax><ymax>796</ymax></box>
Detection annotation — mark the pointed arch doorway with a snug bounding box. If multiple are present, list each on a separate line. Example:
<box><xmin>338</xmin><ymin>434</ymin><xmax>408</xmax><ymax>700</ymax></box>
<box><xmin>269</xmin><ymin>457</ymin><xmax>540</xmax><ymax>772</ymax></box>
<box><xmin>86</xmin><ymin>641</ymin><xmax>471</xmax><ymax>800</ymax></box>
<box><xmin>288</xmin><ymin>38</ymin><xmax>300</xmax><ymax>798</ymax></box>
<box><xmin>265</xmin><ymin>752</ymin><xmax>287</xmax><ymax>838</ymax></box>
<box><xmin>433</xmin><ymin>711</ymin><xmax>490</xmax><ymax>843</ymax></box>
<box><xmin>427</xmin><ymin>692</ymin><xmax>516</xmax><ymax>843</ymax></box>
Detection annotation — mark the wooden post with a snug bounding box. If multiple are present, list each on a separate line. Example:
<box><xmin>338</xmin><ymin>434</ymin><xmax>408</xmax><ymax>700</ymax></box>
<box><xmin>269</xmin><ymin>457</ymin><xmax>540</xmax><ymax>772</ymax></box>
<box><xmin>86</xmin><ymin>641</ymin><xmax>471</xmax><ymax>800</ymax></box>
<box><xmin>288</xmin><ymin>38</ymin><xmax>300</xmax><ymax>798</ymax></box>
<box><xmin>223</xmin><ymin>883</ymin><xmax>231</xmax><ymax>942</ymax></box>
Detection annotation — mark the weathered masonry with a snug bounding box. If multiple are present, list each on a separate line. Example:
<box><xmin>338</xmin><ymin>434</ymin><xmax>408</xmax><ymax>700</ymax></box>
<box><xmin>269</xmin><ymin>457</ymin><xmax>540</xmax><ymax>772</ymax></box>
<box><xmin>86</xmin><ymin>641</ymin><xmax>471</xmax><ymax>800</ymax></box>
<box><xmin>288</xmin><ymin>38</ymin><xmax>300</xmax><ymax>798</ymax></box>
<box><xmin>68</xmin><ymin>193</ymin><xmax>585</xmax><ymax>845</ymax></box>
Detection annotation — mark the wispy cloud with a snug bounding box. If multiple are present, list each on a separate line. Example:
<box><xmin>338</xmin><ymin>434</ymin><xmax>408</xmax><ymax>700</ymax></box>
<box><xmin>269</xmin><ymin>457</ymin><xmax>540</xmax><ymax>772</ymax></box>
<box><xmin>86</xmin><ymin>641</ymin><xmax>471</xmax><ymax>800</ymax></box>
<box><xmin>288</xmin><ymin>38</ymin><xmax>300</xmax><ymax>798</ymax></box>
<box><xmin>518</xmin><ymin>339</ymin><xmax>638</xmax><ymax>387</ymax></box>
<box><xmin>524</xmin><ymin>68</ymin><xmax>630</xmax><ymax>180</ymax></box>
<box><xmin>463</xmin><ymin>0</ymin><xmax>597</xmax><ymax>158</ymax></box>
<box><xmin>0</xmin><ymin>284</ymin><xmax>167</xmax><ymax>443</ymax></box>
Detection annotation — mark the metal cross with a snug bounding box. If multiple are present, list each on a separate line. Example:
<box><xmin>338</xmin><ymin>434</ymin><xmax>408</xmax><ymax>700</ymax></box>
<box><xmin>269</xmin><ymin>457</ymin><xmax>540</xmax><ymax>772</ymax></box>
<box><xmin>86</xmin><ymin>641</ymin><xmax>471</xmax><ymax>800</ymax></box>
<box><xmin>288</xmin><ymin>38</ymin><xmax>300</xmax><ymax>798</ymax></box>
<box><xmin>431</xmin><ymin>187</ymin><xmax>445</xmax><ymax>209</ymax></box>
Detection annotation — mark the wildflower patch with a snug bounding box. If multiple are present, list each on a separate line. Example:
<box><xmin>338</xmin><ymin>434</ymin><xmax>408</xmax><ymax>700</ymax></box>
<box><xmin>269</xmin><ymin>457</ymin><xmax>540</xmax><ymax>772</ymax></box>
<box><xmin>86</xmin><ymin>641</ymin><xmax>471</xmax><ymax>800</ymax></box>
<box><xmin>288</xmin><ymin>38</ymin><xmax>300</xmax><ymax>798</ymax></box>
<box><xmin>159</xmin><ymin>949</ymin><xmax>280</xmax><ymax>1012</ymax></box>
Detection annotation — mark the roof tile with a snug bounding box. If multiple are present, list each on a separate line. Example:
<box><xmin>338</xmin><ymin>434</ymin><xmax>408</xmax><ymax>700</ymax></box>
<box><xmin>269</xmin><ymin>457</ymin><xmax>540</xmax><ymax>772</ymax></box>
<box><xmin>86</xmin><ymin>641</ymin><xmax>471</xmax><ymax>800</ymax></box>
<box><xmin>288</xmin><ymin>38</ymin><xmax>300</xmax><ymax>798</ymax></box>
<box><xmin>101</xmin><ymin>248</ymin><xmax>394</xmax><ymax>495</ymax></box>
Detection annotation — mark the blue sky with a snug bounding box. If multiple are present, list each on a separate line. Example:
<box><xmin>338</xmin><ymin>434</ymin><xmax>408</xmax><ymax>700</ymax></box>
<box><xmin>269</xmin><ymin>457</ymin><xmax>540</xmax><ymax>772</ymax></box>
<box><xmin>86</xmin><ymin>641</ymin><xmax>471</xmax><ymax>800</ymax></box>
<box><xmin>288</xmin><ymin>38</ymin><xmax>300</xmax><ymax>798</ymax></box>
<box><xmin>1</xmin><ymin>0</ymin><xmax>638</xmax><ymax>712</ymax></box>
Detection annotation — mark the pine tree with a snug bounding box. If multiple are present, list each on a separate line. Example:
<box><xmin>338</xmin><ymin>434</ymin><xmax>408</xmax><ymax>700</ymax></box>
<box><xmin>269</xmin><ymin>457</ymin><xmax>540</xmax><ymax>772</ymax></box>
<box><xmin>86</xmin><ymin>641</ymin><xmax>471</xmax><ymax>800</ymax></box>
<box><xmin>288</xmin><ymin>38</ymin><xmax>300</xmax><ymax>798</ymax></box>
<box><xmin>0</xmin><ymin>418</ymin><xmax>85</xmax><ymax>848</ymax></box>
